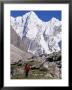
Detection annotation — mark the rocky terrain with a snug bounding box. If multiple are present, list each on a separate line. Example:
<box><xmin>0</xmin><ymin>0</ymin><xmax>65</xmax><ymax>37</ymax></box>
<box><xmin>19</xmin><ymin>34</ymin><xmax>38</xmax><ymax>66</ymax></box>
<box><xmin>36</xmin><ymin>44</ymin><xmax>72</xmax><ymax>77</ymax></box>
<box><xmin>11</xmin><ymin>44</ymin><xmax>61</xmax><ymax>79</ymax></box>
<box><xmin>10</xmin><ymin>11</ymin><xmax>62</xmax><ymax>79</ymax></box>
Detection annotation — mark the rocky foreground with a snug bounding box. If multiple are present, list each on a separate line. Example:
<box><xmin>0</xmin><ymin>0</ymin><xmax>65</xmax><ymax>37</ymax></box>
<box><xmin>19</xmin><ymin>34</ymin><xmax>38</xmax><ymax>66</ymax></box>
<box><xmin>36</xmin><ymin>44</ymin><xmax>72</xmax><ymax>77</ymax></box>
<box><xmin>11</xmin><ymin>48</ymin><xmax>61</xmax><ymax>79</ymax></box>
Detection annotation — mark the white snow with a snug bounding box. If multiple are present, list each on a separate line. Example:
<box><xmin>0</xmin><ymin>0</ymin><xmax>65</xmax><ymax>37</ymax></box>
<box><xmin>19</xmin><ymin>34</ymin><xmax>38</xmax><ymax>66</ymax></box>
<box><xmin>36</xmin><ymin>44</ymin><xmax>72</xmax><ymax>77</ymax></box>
<box><xmin>40</xmin><ymin>34</ymin><xmax>51</xmax><ymax>54</ymax></box>
<box><xmin>11</xmin><ymin>11</ymin><xmax>62</xmax><ymax>54</ymax></box>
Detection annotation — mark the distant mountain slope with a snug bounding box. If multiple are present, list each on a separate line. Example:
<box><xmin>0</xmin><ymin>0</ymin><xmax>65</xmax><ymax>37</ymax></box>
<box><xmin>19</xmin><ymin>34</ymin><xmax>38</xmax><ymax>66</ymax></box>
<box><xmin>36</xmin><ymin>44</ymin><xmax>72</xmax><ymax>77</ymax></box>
<box><xmin>11</xmin><ymin>26</ymin><xmax>30</xmax><ymax>52</ymax></box>
<box><xmin>10</xmin><ymin>44</ymin><xmax>32</xmax><ymax>64</ymax></box>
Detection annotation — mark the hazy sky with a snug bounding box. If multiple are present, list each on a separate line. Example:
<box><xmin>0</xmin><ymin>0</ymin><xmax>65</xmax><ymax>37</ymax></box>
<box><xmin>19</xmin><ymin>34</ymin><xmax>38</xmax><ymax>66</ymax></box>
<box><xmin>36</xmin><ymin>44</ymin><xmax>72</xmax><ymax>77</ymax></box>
<box><xmin>11</xmin><ymin>10</ymin><xmax>61</xmax><ymax>21</ymax></box>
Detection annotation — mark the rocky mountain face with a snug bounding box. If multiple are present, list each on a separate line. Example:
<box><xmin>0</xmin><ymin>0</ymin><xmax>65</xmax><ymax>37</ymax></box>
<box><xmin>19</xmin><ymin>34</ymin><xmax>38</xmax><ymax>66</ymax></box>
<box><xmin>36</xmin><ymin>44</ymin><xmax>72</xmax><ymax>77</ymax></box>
<box><xmin>11</xmin><ymin>49</ymin><xmax>61</xmax><ymax>79</ymax></box>
<box><xmin>10</xmin><ymin>11</ymin><xmax>62</xmax><ymax>79</ymax></box>
<box><xmin>11</xmin><ymin>26</ymin><xmax>30</xmax><ymax>52</ymax></box>
<box><xmin>10</xmin><ymin>44</ymin><xmax>32</xmax><ymax>64</ymax></box>
<box><xmin>11</xmin><ymin>11</ymin><xmax>61</xmax><ymax>56</ymax></box>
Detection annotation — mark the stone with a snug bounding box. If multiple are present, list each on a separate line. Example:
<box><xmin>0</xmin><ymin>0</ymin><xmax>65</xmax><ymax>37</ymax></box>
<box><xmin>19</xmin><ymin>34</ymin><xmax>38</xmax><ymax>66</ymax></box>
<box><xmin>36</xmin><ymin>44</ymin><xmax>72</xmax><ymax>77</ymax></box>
<box><xmin>40</xmin><ymin>61</ymin><xmax>49</xmax><ymax>71</ymax></box>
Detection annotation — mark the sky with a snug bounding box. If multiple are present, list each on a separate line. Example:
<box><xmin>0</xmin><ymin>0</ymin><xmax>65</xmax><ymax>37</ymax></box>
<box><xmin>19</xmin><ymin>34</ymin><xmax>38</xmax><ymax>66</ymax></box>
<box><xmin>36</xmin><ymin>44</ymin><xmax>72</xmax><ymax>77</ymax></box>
<box><xmin>11</xmin><ymin>10</ymin><xmax>61</xmax><ymax>21</ymax></box>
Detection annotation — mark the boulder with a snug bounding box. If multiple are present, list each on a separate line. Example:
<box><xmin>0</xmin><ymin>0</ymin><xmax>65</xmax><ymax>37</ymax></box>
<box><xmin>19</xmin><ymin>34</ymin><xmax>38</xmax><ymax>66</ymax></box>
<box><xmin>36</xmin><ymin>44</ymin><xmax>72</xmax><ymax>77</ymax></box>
<box><xmin>40</xmin><ymin>61</ymin><xmax>48</xmax><ymax>71</ymax></box>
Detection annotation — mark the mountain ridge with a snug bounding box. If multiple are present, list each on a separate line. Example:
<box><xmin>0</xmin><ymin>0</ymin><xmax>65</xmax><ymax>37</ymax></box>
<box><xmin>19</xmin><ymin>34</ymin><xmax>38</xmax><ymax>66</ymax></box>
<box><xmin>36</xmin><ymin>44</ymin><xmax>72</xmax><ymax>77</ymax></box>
<box><xmin>10</xmin><ymin>11</ymin><xmax>61</xmax><ymax>55</ymax></box>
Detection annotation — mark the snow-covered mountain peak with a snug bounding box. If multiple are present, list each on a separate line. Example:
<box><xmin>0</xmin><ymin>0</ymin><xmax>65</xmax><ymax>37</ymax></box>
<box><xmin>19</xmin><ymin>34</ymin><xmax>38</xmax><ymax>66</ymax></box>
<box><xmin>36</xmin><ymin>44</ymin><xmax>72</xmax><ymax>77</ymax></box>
<box><xmin>10</xmin><ymin>11</ymin><xmax>61</xmax><ymax>55</ymax></box>
<box><xmin>51</xmin><ymin>17</ymin><xmax>59</xmax><ymax>21</ymax></box>
<box><xmin>27</xmin><ymin>11</ymin><xmax>42</xmax><ymax>24</ymax></box>
<box><xmin>30</xmin><ymin>11</ymin><xmax>37</xmax><ymax>16</ymax></box>
<box><xmin>29</xmin><ymin>11</ymin><xmax>41</xmax><ymax>20</ymax></box>
<box><xmin>11</xmin><ymin>16</ymin><xmax>15</xmax><ymax>25</ymax></box>
<box><xmin>51</xmin><ymin>17</ymin><xmax>61</xmax><ymax>27</ymax></box>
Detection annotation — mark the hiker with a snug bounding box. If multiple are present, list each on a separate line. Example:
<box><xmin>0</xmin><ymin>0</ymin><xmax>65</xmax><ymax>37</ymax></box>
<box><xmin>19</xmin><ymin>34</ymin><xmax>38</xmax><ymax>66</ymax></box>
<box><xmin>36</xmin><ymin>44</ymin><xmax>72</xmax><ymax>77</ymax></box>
<box><xmin>24</xmin><ymin>63</ymin><xmax>31</xmax><ymax>78</ymax></box>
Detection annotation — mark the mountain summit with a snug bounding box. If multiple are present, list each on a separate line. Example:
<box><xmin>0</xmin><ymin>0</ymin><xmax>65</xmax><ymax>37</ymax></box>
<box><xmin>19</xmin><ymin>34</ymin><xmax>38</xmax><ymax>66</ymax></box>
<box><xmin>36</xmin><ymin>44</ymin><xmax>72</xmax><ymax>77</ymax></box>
<box><xmin>11</xmin><ymin>11</ymin><xmax>61</xmax><ymax>55</ymax></box>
